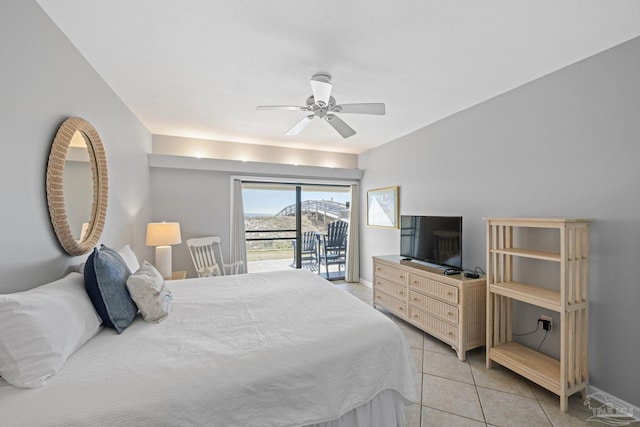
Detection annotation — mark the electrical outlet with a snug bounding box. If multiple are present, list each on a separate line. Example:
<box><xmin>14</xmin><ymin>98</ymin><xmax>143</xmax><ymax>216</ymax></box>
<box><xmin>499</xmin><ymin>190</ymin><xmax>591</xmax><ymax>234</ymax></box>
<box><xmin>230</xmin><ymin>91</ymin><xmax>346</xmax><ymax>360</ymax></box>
<box><xmin>539</xmin><ymin>315</ymin><xmax>552</xmax><ymax>332</ymax></box>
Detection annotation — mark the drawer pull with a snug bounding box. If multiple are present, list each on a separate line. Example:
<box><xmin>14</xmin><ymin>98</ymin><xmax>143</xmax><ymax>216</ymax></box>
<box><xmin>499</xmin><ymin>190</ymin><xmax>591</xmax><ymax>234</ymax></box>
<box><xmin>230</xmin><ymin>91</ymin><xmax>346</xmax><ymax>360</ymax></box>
<box><xmin>447</xmin><ymin>292</ymin><xmax>453</xmax><ymax>296</ymax></box>
<box><xmin>399</xmin><ymin>291</ymin><xmax>404</xmax><ymax>295</ymax></box>
<box><xmin>398</xmin><ymin>307</ymin><xmax>404</xmax><ymax>311</ymax></box>
<box><xmin>447</xmin><ymin>332</ymin><xmax>453</xmax><ymax>336</ymax></box>
<box><xmin>413</xmin><ymin>297</ymin><xmax>418</xmax><ymax>301</ymax></box>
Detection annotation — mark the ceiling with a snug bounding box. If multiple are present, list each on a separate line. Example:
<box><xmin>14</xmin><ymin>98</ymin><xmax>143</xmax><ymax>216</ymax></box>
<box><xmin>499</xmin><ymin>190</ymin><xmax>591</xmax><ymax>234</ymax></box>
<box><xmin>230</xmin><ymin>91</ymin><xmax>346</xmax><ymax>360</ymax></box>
<box><xmin>36</xmin><ymin>1</ymin><xmax>640</xmax><ymax>155</ymax></box>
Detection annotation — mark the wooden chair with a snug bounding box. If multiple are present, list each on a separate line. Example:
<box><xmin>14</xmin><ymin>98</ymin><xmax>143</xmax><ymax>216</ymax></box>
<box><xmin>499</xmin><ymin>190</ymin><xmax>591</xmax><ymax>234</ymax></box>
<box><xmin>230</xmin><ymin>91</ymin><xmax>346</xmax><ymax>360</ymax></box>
<box><xmin>186</xmin><ymin>236</ymin><xmax>243</xmax><ymax>277</ymax></box>
<box><xmin>291</xmin><ymin>231</ymin><xmax>317</xmax><ymax>267</ymax></box>
<box><xmin>317</xmin><ymin>221</ymin><xmax>348</xmax><ymax>280</ymax></box>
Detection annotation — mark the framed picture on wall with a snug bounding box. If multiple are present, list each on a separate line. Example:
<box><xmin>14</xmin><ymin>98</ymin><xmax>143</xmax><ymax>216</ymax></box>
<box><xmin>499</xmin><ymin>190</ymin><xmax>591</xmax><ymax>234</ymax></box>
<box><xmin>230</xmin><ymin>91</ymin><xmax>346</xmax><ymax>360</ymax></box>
<box><xmin>367</xmin><ymin>186</ymin><xmax>399</xmax><ymax>228</ymax></box>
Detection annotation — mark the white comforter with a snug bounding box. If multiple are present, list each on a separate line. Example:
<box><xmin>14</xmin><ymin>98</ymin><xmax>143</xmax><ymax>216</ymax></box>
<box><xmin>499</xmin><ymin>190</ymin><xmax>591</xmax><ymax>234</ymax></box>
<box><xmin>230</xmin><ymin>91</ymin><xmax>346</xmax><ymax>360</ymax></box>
<box><xmin>0</xmin><ymin>270</ymin><xmax>419</xmax><ymax>426</ymax></box>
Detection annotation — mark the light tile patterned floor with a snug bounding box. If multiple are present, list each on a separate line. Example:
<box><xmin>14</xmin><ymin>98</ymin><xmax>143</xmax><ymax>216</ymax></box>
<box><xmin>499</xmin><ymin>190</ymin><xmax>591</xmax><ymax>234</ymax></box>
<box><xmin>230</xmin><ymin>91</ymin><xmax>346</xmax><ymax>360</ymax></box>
<box><xmin>336</xmin><ymin>281</ymin><xmax>639</xmax><ymax>427</ymax></box>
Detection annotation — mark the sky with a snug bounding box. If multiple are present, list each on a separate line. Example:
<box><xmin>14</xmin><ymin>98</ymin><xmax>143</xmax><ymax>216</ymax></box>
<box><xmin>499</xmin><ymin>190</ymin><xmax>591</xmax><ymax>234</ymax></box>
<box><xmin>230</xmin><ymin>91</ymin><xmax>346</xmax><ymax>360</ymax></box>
<box><xmin>243</xmin><ymin>189</ymin><xmax>350</xmax><ymax>215</ymax></box>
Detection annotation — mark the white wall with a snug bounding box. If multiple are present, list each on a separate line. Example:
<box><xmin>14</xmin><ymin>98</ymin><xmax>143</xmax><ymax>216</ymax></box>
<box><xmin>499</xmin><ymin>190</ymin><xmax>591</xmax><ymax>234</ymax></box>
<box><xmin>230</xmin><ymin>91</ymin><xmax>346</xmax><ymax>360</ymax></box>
<box><xmin>153</xmin><ymin>135</ymin><xmax>358</xmax><ymax>169</ymax></box>
<box><xmin>0</xmin><ymin>1</ymin><xmax>152</xmax><ymax>292</ymax></box>
<box><xmin>149</xmin><ymin>167</ymin><xmax>231</xmax><ymax>278</ymax></box>
<box><xmin>149</xmin><ymin>139</ymin><xmax>360</xmax><ymax>275</ymax></box>
<box><xmin>358</xmin><ymin>36</ymin><xmax>640</xmax><ymax>407</ymax></box>
<box><xmin>149</xmin><ymin>160</ymin><xmax>360</xmax><ymax>278</ymax></box>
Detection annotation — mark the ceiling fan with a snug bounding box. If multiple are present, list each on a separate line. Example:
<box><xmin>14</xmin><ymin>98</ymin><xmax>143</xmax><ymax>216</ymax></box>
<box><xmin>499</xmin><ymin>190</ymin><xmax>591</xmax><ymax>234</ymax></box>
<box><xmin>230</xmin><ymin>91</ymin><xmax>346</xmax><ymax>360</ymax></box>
<box><xmin>257</xmin><ymin>72</ymin><xmax>385</xmax><ymax>138</ymax></box>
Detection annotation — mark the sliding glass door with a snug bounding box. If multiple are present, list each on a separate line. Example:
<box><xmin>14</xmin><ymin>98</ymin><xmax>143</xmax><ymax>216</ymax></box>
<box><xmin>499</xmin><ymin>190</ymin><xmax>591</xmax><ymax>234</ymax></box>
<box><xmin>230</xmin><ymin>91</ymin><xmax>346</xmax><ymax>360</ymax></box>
<box><xmin>242</xmin><ymin>183</ymin><xmax>297</xmax><ymax>273</ymax></box>
<box><xmin>241</xmin><ymin>182</ymin><xmax>351</xmax><ymax>277</ymax></box>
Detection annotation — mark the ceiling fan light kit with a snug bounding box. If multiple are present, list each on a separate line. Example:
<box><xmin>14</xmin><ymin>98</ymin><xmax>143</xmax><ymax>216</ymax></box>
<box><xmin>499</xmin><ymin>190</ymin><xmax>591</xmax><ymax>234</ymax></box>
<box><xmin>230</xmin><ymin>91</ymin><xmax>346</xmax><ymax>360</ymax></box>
<box><xmin>310</xmin><ymin>72</ymin><xmax>332</xmax><ymax>106</ymax></box>
<box><xmin>257</xmin><ymin>72</ymin><xmax>385</xmax><ymax>138</ymax></box>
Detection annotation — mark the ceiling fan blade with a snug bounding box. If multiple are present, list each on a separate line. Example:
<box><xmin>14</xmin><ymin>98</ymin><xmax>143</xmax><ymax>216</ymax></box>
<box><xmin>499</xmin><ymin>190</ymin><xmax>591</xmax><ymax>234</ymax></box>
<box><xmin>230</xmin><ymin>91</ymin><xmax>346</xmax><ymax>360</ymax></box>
<box><xmin>285</xmin><ymin>115</ymin><xmax>314</xmax><ymax>136</ymax></box>
<box><xmin>310</xmin><ymin>74</ymin><xmax>332</xmax><ymax>106</ymax></box>
<box><xmin>334</xmin><ymin>103</ymin><xmax>386</xmax><ymax>115</ymax></box>
<box><xmin>325</xmin><ymin>114</ymin><xmax>356</xmax><ymax>138</ymax></box>
<box><xmin>257</xmin><ymin>105</ymin><xmax>309</xmax><ymax>111</ymax></box>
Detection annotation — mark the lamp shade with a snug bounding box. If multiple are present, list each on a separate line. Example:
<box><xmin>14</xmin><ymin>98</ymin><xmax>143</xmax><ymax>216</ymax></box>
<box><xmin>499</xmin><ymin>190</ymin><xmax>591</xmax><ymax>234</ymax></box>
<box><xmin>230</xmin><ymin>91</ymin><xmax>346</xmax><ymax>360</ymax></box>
<box><xmin>145</xmin><ymin>222</ymin><xmax>182</xmax><ymax>247</ymax></box>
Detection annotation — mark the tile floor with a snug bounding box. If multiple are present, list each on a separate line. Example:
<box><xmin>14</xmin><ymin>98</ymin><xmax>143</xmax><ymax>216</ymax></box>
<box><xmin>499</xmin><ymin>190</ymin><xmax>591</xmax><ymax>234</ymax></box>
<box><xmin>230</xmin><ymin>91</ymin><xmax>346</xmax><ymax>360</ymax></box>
<box><xmin>335</xmin><ymin>281</ymin><xmax>639</xmax><ymax>427</ymax></box>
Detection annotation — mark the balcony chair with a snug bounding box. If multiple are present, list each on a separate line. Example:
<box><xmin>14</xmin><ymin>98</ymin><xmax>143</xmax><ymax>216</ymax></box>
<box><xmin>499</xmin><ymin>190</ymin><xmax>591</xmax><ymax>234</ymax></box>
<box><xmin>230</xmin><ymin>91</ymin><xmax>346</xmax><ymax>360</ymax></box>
<box><xmin>317</xmin><ymin>220</ymin><xmax>348</xmax><ymax>280</ymax></box>
<box><xmin>187</xmin><ymin>236</ymin><xmax>243</xmax><ymax>277</ymax></box>
<box><xmin>291</xmin><ymin>230</ymin><xmax>317</xmax><ymax>269</ymax></box>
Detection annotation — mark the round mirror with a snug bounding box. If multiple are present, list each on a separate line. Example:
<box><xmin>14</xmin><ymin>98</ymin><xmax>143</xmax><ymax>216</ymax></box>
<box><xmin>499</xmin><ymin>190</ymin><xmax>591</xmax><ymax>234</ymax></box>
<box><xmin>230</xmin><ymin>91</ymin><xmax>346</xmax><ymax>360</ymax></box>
<box><xmin>46</xmin><ymin>117</ymin><xmax>108</xmax><ymax>256</ymax></box>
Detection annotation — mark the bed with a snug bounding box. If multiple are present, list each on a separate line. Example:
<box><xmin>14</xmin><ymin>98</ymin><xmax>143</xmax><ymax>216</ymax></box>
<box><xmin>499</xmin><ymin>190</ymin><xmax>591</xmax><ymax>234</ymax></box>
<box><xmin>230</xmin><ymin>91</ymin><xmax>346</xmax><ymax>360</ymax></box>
<box><xmin>0</xmin><ymin>269</ymin><xmax>419</xmax><ymax>426</ymax></box>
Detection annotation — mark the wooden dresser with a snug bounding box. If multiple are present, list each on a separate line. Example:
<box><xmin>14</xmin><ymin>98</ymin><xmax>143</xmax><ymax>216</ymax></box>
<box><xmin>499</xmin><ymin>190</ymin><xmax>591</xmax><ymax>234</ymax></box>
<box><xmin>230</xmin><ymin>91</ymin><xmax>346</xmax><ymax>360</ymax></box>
<box><xmin>373</xmin><ymin>255</ymin><xmax>485</xmax><ymax>361</ymax></box>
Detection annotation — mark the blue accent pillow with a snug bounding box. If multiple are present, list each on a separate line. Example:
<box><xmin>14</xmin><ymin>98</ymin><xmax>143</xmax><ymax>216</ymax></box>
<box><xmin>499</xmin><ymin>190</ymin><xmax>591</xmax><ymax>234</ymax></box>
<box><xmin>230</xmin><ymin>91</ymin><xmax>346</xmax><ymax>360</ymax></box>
<box><xmin>84</xmin><ymin>245</ymin><xmax>138</xmax><ymax>334</ymax></box>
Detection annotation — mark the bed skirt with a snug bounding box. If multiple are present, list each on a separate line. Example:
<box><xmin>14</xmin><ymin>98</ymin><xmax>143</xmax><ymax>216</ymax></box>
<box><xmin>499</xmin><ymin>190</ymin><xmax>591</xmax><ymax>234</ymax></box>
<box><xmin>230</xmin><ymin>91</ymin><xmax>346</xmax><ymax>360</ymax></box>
<box><xmin>308</xmin><ymin>389</ymin><xmax>407</xmax><ymax>427</ymax></box>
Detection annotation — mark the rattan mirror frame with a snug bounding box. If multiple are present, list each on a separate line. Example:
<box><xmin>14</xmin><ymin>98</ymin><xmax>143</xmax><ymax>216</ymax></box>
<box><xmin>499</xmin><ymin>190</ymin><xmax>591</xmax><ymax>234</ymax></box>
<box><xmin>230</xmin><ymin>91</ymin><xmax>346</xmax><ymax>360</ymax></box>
<box><xmin>46</xmin><ymin>117</ymin><xmax>108</xmax><ymax>256</ymax></box>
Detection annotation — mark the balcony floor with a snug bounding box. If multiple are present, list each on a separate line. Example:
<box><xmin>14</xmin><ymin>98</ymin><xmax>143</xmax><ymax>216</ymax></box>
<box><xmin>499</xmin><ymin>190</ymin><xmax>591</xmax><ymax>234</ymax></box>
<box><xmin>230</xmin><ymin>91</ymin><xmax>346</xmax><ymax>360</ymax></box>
<box><xmin>247</xmin><ymin>257</ymin><xmax>346</xmax><ymax>280</ymax></box>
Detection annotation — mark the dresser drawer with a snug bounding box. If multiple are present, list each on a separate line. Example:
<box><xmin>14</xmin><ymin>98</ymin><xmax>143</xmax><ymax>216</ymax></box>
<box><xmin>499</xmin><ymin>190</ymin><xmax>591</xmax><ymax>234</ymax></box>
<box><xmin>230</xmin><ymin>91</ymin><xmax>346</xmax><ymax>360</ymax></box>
<box><xmin>409</xmin><ymin>306</ymin><xmax>459</xmax><ymax>346</ymax></box>
<box><xmin>374</xmin><ymin>277</ymin><xmax>407</xmax><ymax>301</ymax></box>
<box><xmin>409</xmin><ymin>290</ymin><xmax>458</xmax><ymax>325</ymax></box>
<box><xmin>409</xmin><ymin>274</ymin><xmax>458</xmax><ymax>304</ymax></box>
<box><xmin>374</xmin><ymin>262</ymin><xmax>409</xmax><ymax>285</ymax></box>
<box><xmin>374</xmin><ymin>290</ymin><xmax>408</xmax><ymax>317</ymax></box>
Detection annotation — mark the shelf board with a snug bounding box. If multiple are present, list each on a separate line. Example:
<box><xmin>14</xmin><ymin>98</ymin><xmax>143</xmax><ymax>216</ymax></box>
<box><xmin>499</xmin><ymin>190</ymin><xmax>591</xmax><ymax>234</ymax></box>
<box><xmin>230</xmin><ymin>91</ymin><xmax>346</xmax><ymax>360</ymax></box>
<box><xmin>490</xmin><ymin>248</ymin><xmax>561</xmax><ymax>262</ymax></box>
<box><xmin>489</xmin><ymin>342</ymin><xmax>560</xmax><ymax>394</ymax></box>
<box><xmin>484</xmin><ymin>218</ymin><xmax>592</xmax><ymax>228</ymax></box>
<box><xmin>489</xmin><ymin>281</ymin><xmax>561</xmax><ymax>312</ymax></box>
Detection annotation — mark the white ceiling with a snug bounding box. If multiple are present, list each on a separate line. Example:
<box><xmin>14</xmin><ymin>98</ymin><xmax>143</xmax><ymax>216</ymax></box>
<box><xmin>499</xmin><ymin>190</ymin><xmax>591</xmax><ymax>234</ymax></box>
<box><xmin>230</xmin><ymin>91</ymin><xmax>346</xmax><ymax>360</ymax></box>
<box><xmin>36</xmin><ymin>1</ymin><xmax>640</xmax><ymax>154</ymax></box>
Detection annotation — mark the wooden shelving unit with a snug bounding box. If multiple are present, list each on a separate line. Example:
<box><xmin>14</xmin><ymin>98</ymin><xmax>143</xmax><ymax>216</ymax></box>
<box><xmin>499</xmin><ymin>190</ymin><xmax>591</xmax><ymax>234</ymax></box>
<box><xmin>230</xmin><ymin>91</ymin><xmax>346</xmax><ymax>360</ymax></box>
<box><xmin>485</xmin><ymin>218</ymin><xmax>591</xmax><ymax>412</ymax></box>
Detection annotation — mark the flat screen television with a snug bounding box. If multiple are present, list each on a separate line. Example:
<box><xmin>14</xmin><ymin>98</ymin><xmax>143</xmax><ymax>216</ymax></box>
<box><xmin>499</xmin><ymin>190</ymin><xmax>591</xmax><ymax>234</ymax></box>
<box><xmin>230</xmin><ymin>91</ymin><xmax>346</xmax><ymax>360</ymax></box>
<box><xmin>400</xmin><ymin>215</ymin><xmax>462</xmax><ymax>270</ymax></box>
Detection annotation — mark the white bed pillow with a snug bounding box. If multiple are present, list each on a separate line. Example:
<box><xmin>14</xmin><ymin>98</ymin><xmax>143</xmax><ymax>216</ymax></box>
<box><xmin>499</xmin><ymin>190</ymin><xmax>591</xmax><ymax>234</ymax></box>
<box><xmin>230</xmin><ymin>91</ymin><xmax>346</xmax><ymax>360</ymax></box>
<box><xmin>71</xmin><ymin>243</ymin><xmax>138</xmax><ymax>277</ymax></box>
<box><xmin>126</xmin><ymin>261</ymin><xmax>172</xmax><ymax>323</ymax></box>
<box><xmin>118</xmin><ymin>244</ymin><xmax>141</xmax><ymax>273</ymax></box>
<box><xmin>0</xmin><ymin>272</ymin><xmax>102</xmax><ymax>388</ymax></box>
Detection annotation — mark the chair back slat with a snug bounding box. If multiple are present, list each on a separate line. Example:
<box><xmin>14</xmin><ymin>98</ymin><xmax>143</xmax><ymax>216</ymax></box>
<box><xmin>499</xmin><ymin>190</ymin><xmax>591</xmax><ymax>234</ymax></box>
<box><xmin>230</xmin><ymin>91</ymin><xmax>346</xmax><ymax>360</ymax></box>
<box><xmin>186</xmin><ymin>235</ymin><xmax>243</xmax><ymax>277</ymax></box>
<box><xmin>291</xmin><ymin>231</ymin><xmax>318</xmax><ymax>267</ymax></box>
<box><xmin>326</xmin><ymin>221</ymin><xmax>348</xmax><ymax>248</ymax></box>
<box><xmin>317</xmin><ymin>221</ymin><xmax>348</xmax><ymax>279</ymax></box>
<box><xmin>302</xmin><ymin>231</ymin><xmax>316</xmax><ymax>251</ymax></box>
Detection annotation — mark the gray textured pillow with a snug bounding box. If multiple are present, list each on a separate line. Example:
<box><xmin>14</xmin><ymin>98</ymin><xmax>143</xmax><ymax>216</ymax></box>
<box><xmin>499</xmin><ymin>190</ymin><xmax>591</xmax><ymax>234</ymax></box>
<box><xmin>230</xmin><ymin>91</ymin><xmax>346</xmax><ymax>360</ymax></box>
<box><xmin>84</xmin><ymin>245</ymin><xmax>138</xmax><ymax>333</ymax></box>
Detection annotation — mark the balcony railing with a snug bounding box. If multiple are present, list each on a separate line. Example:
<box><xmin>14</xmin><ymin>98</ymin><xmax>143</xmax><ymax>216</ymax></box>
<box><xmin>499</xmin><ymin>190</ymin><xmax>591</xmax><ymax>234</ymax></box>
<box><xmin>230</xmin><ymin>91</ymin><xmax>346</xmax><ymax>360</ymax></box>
<box><xmin>276</xmin><ymin>200</ymin><xmax>350</xmax><ymax>221</ymax></box>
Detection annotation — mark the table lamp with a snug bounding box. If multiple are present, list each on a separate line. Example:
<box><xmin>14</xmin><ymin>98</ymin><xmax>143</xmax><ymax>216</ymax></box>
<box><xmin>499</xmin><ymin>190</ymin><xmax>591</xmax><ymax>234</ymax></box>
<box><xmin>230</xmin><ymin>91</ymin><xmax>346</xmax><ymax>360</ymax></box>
<box><xmin>146</xmin><ymin>222</ymin><xmax>182</xmax><ymax>279</ymax></box>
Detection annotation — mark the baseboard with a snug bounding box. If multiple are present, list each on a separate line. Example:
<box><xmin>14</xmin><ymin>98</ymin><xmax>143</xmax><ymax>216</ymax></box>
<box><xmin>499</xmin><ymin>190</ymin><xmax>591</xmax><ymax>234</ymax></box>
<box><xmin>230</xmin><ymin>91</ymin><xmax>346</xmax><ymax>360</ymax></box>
<box><xmin>359</xmin><ymin>278</ymin><xmax>372</xmax><ymax>288</ymax></box>
<box><xmin>586</xmin><ymin>385</ymin><xmax>639</xmax><ymax>423</ymax></box>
